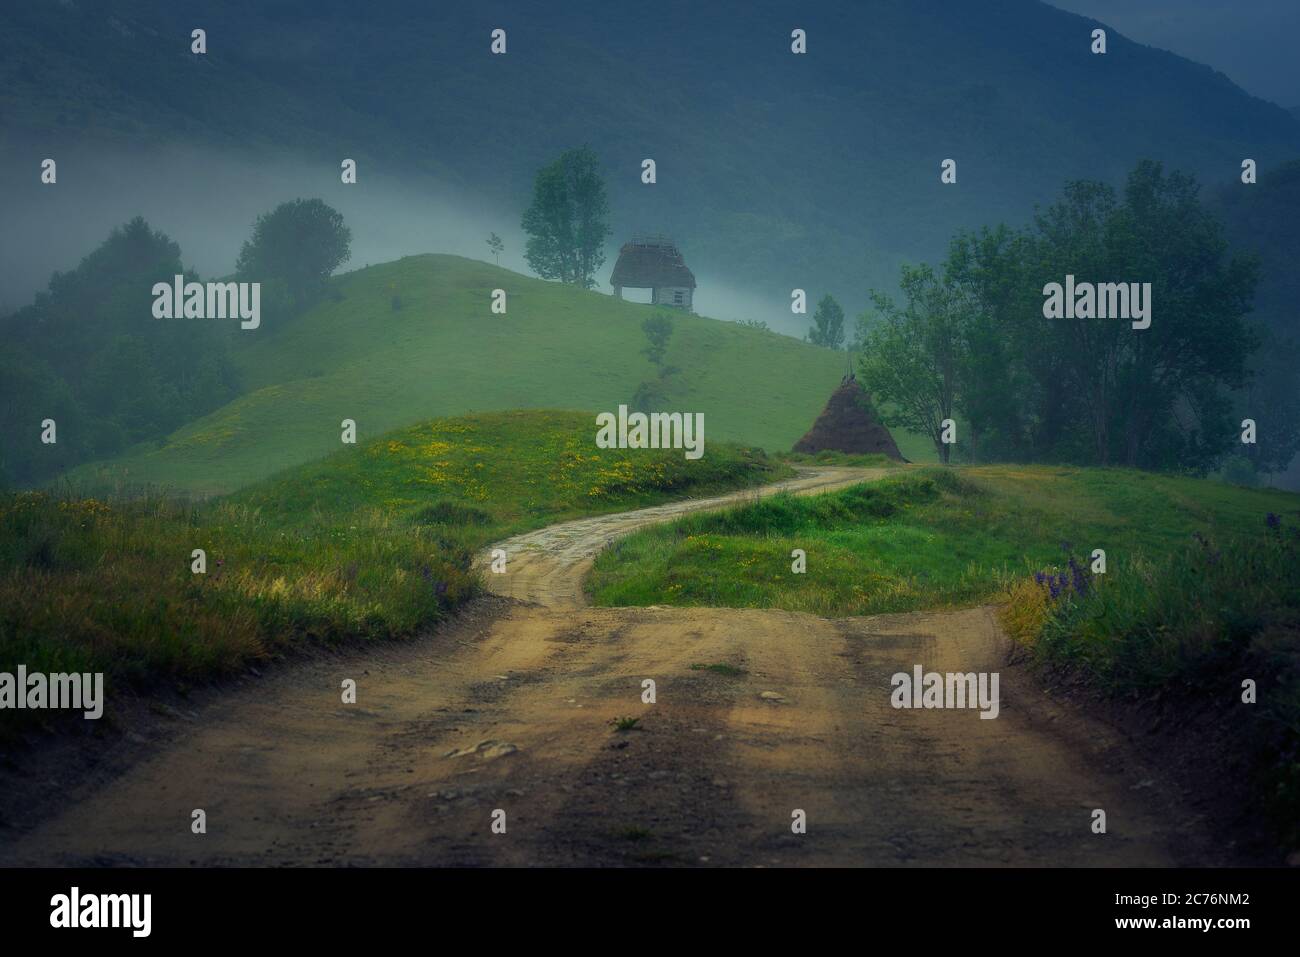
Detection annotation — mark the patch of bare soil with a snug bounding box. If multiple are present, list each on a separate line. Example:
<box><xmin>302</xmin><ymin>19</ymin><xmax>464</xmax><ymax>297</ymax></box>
<box><xmin>1004</xmin><ymin>653</ymin><xmax>1286</xmax><ymax>865</ymax></box>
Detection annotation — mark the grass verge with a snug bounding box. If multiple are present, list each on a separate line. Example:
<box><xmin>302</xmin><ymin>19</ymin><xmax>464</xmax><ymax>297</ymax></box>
<box><xmin>1000</xmin><ymin>516</ymin><xmax>1300</xmax><ymax>849</ymax></box>
<box><xmin>586</xmin><ymin>465</ymin><xmax>1299</xmax><ymax>616</ymax></box>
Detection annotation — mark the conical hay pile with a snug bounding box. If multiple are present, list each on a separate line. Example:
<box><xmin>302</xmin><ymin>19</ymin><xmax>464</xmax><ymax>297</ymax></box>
<box><xmin>792</xmin><ymin>378</ymin><xmax>904</xmax><ymax>459</ymax></box>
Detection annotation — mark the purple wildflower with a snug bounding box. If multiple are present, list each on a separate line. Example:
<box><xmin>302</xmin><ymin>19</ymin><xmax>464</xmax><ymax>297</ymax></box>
<box><xmin>1069</xmin><ymin>557</ymin><xmax>1089</xmax><ymax>596</ymax></box>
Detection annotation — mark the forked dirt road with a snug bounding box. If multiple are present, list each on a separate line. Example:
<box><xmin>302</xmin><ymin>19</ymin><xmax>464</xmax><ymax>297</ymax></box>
<box><xmin>1</xmin><ymin>468</ymin><xmax>1223</xmax><ymax>866</ymax></box>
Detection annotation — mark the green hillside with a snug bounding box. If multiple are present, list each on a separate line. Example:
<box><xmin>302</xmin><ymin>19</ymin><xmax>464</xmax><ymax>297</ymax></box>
<box><xmin>63</xmin><ymin>255</ymin><xmax>925</xmax><ymax>495</ymax></box>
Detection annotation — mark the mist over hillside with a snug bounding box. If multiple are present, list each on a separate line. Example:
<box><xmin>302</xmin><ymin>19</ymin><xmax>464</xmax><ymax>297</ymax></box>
<box><xmin>4</xmin><ymin>0</ymin><xmax>1298</xmax><ymax>330</ymax></box>
<box><xmin>0</xmin><ymin>140</ymin><xmax>799</xmax><ymax>333</ymax></box>
<box><xmin>0</xmin><ymin>144</ymin><xmax>506</xmax><ymax>313</ymax></box>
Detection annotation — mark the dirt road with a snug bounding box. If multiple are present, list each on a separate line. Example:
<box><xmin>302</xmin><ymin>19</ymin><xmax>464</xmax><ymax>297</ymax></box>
<box><xmin>0</xmin><ymin>467</ymin><xmax>1218</xmax><ymax>866</ymax></box>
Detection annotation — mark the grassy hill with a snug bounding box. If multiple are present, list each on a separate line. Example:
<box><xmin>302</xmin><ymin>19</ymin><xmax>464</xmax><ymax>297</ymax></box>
<box><xmin>61</xmin><ymin>255</ymin><xmax>930</xmax><ymax>496</ymax></box>
<box><xmin>1</xmin><ymin>411</ymin><xmax>787</xmax><ymax>737</ymax></box>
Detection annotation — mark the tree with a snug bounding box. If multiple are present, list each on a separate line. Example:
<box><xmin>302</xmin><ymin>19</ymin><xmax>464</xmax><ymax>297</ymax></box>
<box><xmin>0</xmin><ymin>348</ymin><xmax>90</xmax><ymax>487</ymax></box>
<box><xmin>943</xmin><ymin>224</ymin><xmax>1038</xmax><ymax>463</ymax></box>
<box><xmin>1025</xmin><ymin>162</ymin><xmax>1256</xmax><ymax>470</ymax></box>
<box><xmin>0</xmin><ymin>217</ymin><xmax>242</xmax><ymax>485</ymax></box>
<box><xmin>858</xmin><ymin>264</ymin><xmax>969</xmax><ymax>464</ymax></box>
<box><xmin>807</xmin><ymin>294</ymin><xmax>846</xmax><ymax>349</ymax></box>
<box><xmin>486</xmin><ymin>232</ymin><xmax>504</xmax><ymax>265</ymax></box>
<box><xmin>521</xmin><ymin>147</ymin><xmax>611</xmax><ymax>288</ymax></box>
<box><xmin>870</xmin><ymin>160</ymin><xmax>1262</xmax><ymax>473</ymax></box>
<box><xmin>632</xmin><ymin>314</ymin><xmax>677</xmax><ymax>412</ymax></box>
<box><xmin>235</xmin><ymin>198</ymin><xmax>351</xmax><ymax>308</ymax></box>
<box><xmin>640</xmin><ymin>313</ymin><xmax>674</xmax><ymax>369</ymax></box>
<box><xmin>1238</xmin><ymin>330</ymin><xmax>1300</xmax><ymax>476</ymax></box>
<box><xmin>1213</xmin><ymin>158</ymin><xmax>1300</xmax><ymax>480</ymax></box>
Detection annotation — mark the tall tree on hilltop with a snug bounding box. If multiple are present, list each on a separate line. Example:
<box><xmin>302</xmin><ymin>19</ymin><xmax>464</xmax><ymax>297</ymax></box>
<box><xmin>236</xmin><ymin>198</ymin><xmax>351</xmax><ymax>309</ymax></box>
<box><xmin>521</xmin><ymin>147</ymin><xmax>611</xmax><ymax>289</ymax></box>
<box><xmin>807</xmin><ymin>294</ymin><xmax>846</xmax><ymax>349</ymax></box>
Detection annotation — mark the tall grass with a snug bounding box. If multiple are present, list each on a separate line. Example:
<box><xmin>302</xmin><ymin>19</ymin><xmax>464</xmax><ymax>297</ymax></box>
<box><xmin>0</xmin><ymin>491</ymin><xmax>466</xmax><ymax>692</ymax></box>
<box><xmin>1003</xmin><ymin>516</ymin><xmax>1300</xmax><ymax>843</ymax></box>
<box><xmin>1</xmin><ymin>411</ymin><xmax>787</xmax><ymax>737</ymax></box>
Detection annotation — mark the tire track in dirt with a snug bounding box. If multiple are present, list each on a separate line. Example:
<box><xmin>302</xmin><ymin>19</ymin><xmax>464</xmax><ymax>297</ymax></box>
<box><xmin>0</xmin><ymin>467</ymin><xmax>1217</xmax><ymax>866</ymax></box>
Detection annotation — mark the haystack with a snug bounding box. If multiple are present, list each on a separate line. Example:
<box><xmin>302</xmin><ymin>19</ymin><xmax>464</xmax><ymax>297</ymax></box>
<box><xmin>792</xmin><ymin>373</ymin><xmax>904</xmax><ymax>460</ymax></box>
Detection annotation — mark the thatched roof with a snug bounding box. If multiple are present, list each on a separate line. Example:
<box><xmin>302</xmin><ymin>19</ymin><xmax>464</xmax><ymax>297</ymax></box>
<box><xmin>610</xmin><ymin>236</ymin><xmax>696</xmax><ymax>289</ymax></box>
<box><xmin>793</xmin><ymin>375</ymin><xmax>905</xmax><ymax>459</ymax></box>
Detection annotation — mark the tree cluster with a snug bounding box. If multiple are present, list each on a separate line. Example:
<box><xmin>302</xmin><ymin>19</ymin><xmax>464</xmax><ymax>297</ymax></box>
<box><xmin>2</xmin><ymin>200</ymin><xmax>352</xmax><ymax>487</ymax></box>
<box><xmin>858</xmin><ymin>162</ymin><xmax>1285</xmax><ymax>473</ymax></box>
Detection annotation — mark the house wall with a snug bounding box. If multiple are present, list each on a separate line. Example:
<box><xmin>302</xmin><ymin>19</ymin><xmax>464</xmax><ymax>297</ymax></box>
<box><xmin>652</xmin><ymin>286</ymin><xmax>693</xmax><ymax>310</ymax></box>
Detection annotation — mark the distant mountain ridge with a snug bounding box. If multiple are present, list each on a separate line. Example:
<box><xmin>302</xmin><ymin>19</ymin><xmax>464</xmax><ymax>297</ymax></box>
<box><xmin>3</xmin><ymin>0</ymin><xmax>1298</xmax><ymax>316</ymax></box>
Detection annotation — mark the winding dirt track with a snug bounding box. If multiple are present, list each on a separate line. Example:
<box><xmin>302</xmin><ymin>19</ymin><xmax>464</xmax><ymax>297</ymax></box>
<box><xmin>1</xmin><ymin>467</ymin><xmax>1215</xmax><ymax>867</ymax></box>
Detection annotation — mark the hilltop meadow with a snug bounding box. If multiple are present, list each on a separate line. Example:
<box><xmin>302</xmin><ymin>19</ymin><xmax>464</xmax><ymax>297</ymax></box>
<box><xmin>44</xmin><ymin>254</ymin><xmax>931</xmax><ymax>496</ymax></box>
